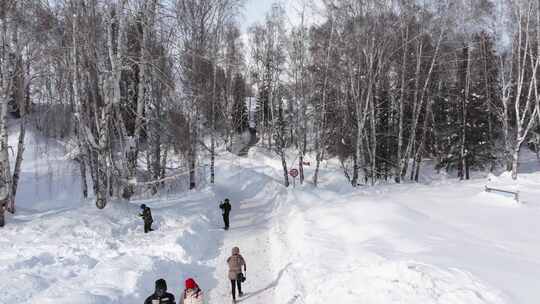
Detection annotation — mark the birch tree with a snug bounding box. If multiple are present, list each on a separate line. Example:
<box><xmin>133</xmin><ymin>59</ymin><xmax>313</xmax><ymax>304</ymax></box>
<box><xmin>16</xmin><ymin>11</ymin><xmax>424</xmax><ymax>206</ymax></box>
<box><xmin>0</xmin><ymin>1</ymin><xmax>15</xmax><ymax>226</ymax></box>
<box><xmin>505</xmin><ymin>0</ymin><xmax>540</xmax><ymax>179</ymax></box>
<box><xmin>288</xmin><ymin>7</ymin><xmax>310</xmax><ymax>184</ymax></box>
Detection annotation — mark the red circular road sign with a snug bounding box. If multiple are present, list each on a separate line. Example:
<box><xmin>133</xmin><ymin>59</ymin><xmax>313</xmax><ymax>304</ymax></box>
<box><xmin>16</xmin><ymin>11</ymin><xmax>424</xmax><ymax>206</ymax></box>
<box><xmin>289</xmin><ymin>168</ymin><xmax>299</xmax><ymax>178</ymax></box>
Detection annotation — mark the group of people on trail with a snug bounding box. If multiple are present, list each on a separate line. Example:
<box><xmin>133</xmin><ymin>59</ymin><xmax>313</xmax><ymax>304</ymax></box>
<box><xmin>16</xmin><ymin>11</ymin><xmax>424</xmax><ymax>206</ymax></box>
<box><xmin>144</xmin><ymin>247</ymin><xmax>247</xmax><ymax>304</ymax></box>
<box><xmin>145</xmin><ymin>277</ymin><xmax>204</xmax><ymax>304</ymax></box>
<box><xmin>219</xmin><ymin>199</ymin><xmax>249</xmax><ymax>302</ymax></box>
<box><xmin>138</xmin><ymin>198</ymin><xmax>232</xmax><ymax>233</ymax></box>
<box><xmin>142</xmin><ymin>198</ymin><xmax>247</xmax><ymax>303</ymax></box>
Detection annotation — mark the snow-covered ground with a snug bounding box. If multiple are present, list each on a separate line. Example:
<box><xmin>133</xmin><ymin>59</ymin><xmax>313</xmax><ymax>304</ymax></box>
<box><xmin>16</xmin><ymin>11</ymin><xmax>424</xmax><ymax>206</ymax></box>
<box><xmin>2</xmin><ymin>132</ymin><xmax>540</xmax><ymax>303</ymax></box>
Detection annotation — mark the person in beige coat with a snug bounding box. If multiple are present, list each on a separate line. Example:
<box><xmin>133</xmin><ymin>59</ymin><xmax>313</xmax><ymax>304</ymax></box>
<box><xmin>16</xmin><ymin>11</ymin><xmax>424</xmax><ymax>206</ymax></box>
<box><xmin>227</xmin><ymin>246</ymin><xmax>246</xmax><ymax>303</ymax></box>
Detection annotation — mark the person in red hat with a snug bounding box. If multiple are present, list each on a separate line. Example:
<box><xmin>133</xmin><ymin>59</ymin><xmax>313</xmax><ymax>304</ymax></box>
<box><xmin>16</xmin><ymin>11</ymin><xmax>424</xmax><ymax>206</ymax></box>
<box><xmin>179</xmin><ymin>278</ymin><xmax>204</xmax><ymax>304</ymax></box>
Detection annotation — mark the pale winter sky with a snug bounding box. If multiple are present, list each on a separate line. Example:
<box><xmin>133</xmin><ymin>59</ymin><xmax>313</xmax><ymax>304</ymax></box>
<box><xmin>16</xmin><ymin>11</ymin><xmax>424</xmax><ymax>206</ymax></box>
<box><xmin>241</xmin><ymin>0</ymin><xmax>273</xmax><ymax>29</ymax></box>
<box><xmin>240</xmin><ymin>0</ymin><xmax>322</xmax><ymax>31</ymax></box>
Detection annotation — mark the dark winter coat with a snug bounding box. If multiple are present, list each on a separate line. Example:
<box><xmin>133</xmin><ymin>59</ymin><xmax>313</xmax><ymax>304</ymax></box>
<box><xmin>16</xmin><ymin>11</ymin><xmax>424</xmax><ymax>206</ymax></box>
<box><xmin>227</xmin><ymin>247</ymin><xmax>246</xmax><ymax>280</ymax></box>
<box><xmin>144</xmin><ymin>279</ymin><xmax>175</xmax><ymax>304</ymax></box>
<box><xmin>140</xmin><ymin>207</ymin><xmax>153</xmax><ymax>223</ymax></box>
<box><xmin>0</xmin><ymin>202</ymin><xmax>5</xmax><ymax>227</ymax></box>
<box><xmin>219</xmin><ymin>201</ymin><xmax>231</xmax><ymax>215</ymax></box>
<box><xmin>144</xmin><ymin>292</ymin><xmax>176</xmax><ymax>304</ymax></box>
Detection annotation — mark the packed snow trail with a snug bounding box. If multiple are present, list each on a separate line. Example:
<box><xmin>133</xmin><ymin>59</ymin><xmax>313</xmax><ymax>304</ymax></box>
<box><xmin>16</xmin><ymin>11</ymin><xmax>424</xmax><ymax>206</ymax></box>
<box><xmin>207</xmin><ymin>161</ymin><xmax>284</xmax><ymax>303</ymax></box>
<box><xmin>207</xmin><ymin>149</ymin><xmax>512</xmax><ymax>304</ymax></box>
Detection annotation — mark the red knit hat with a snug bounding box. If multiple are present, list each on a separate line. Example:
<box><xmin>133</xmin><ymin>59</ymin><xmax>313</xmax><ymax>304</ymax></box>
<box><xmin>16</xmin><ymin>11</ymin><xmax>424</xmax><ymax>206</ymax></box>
<box><xmin>185</xmin><ymin>278</ymin><xmax>198</xmax><ymax>290</ymax></box>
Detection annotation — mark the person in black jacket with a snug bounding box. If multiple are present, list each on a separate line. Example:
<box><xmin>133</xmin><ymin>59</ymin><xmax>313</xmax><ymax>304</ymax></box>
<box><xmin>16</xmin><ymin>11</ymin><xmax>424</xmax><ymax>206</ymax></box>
<box><xmin>0</xmin><ymin>204</ymin><xmax>5</xmax><ymax>227</ymax></box>
<box><xmin>0</xmin><ymin>202</ymin><xmax>5</xmax><ymax>227</ymax></box>
<box><xmin>139</xmin><ymin>204</ymin><xmax>154</xmax><ymax>233</ymax></box>
<box><xmin>144</xmin><ymin>278</ymin><xmax>175</xmax><ymax>304</ymax></box>
<box><xmin>219</xmin><ymin>198</ymin><xmax>232</xmax><ymax>230</ymax></box>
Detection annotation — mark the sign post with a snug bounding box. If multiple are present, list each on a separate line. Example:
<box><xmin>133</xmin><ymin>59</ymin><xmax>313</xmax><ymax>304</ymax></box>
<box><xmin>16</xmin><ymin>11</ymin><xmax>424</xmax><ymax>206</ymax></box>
<box><xmin>289</xmin><ymin>168</ymin><xmax>299</xmax><ymax>188</ymax></box>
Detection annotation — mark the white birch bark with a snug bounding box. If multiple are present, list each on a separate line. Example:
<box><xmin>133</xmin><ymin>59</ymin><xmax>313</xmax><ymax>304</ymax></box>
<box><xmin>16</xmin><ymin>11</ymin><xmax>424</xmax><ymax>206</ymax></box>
<box><xmin>509</xmin><ymin>2</ymin><xmax>540</xmax><ymax>179</ymax></box>
<box><xmin>399</xmin><ymin>29</ymin><xmax>443</xmax><ymax>181</ymax></box>
<box><xmin>0</xmin><ymin>3</ymin><xmax>14</xmax><ymax>220</ymax></box>
<box><xmin>313</xmin><ymin>14</ymin><xmax>334</xmax><ymax>187</ymax></box>
<box><xmin>10</xmin><ymin>21</ymin><xmax>26</xmax><ymax>212</ymax></box>
<box><xmin>396</xmin><ymin>25</ymin><xmax>409</xmax><ymax>183</ymax></box>
<box><xmin>459</xmin><ymin>45</ymin><xmax>472</xmax><ymax>180</ymax></box>
<box><xmin>125</xmin><ymin>0</ymin><xmax>157</xmax><ymax>197</ymax></box>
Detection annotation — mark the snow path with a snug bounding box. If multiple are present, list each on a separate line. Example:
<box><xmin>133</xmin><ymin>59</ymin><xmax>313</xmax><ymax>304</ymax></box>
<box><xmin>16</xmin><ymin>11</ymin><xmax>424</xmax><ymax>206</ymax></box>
<box><xmin>208</xmin><ymin>162</ymin><xmax>284</xmax><ymax>303</ymax></box>
<box><xmin>209</xmin><ymin>154</ymin><xmax>511</xmax><ymax>304</ymax></box>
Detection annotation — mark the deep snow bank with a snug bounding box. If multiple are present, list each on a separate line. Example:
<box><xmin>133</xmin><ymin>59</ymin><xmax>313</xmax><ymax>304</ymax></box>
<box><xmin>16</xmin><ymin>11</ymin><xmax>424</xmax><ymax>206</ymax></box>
<box><xmin>0</xmin><ymin>130</ymin><xmax>228</xmax><ymax>303</ymax></box>
<box><xmin>269</xmin><ymin>155</ymin><xmax>540</xmax><ymax>303</ymax></box>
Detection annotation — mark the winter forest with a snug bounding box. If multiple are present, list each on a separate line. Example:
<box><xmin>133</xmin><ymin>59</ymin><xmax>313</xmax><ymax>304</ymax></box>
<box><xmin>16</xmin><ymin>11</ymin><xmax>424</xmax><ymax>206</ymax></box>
<box><xmin>4</xmin><ymin>0</ymin><xmax>540</xmax><ymax>303</ymax></box>
<box><xmin>1</xmin><ymin>0</ymin><xmax>540</xmax><ymax>213</ymax></box>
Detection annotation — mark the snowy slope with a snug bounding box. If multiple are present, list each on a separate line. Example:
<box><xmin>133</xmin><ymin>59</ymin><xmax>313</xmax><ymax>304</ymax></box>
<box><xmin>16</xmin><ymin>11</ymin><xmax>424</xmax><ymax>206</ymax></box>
<box><xmin>11</xmin><ymin>131</ymin><xmax>83</xmax><ymax>212</ymax></box>
<box><xmin>2</xmin><ymin>133</ymin><xmax>540</xmax><ymax>303</ymax></box>
<box><xmin>269</xmin><ymin>151</ymin><xmax>540</xmax><ymax>304</ymax></box>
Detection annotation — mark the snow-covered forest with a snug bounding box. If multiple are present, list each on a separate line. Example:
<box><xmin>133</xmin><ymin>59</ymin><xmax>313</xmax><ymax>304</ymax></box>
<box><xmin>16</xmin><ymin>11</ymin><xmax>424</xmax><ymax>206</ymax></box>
<box><xmin>2</xmin><ymin>0</ymin><xmax>540</xmax><ymax>303</ymax></box>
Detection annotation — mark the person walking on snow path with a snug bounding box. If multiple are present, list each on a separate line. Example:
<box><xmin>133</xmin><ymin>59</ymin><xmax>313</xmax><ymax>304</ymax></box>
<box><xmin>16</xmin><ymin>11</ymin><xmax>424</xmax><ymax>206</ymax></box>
<box><xmin>227</xmin><ymin>246</ymin><xmax>246</xmax><ymax>303</ymax></box>
<box><xmin>219</xmin><ymin>198</ymin><xmax>232</xmax><ymax>230</ymax></box>
<box><xmin>144</xmin><ymin>278</ymin><xmax>175</xmax><ymax>304</ymax></box>
<box><xmin>0</xmin><ymin>202</ymin><xmax>5</xmax><ymax>227</ymax></box>
<box><xmin>139</xmin><ymin>204</ymin><xmax>154</xmax><ymax>233</ymax></box>
<box><xmin>179</xmin><ymin>278</ymin><xmax>204</xmax><ymax>304</ymax></box>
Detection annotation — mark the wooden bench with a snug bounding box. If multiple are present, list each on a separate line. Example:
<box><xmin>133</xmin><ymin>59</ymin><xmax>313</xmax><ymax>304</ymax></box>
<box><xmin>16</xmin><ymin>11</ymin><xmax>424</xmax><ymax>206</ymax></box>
<box><xmin>485</xmin><ymin>185</ymin><xmax>520</xmax><ymax>202</ymax></box>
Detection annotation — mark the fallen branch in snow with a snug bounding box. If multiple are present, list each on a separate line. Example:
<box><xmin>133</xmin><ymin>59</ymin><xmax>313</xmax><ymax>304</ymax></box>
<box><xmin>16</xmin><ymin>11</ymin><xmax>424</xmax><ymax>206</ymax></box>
<box><xmin>485</xmin><ymin>185</ymin><xmax>520</xmax><ymax>202</ymax></box>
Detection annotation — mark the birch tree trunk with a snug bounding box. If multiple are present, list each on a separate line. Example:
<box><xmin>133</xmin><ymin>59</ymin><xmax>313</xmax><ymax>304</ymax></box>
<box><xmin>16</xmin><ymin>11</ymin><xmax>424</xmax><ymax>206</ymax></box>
<box><xmin>0</xmin><ymin>3</ymin><xmax>14</xmax><ymax>224</ymax></box>
<box><xmin>11</xmin><ymin>49</ymin><xmax>26</xmax><ymax>211</ymax></box>
<box><xmin>481</xmin><ymin>35</ymin><xmax>496</xmax><ymax>172</ymax></box>
<box><xmin>413</xmin><ymin>97</ymin><xmax>433</xmax><ymax>182</ymax></box>
<box><xmin>402</xmin><ymin>38</ymin><xmax>423</xmax><ymax>180</ymax></box>
<box><xmin>189</xmin><ymin>110</ymin><xmax>198</xmax><ymax>190</ymax></box>
<box><xmin>396</xmin><ymin>25</ymin><xmax>409</xmax><ymax>183</ymax></box>
<box><xmin>368</xmin><ymin>54</ymin><xmax>378</xmax><ymax>186</ymax></box>
<box><xmin>8</xmin><ymin>5</ymin><xmax>24</xmax><ymax>213</ymax></box>
<box><xmin>509</xmin><ymin>3</ymin><xmax>540</xmax><ymax>179</ymax></box>
<box><xmin>278</xmin><ymin>102</ymin><xmax>290</xmax><ymax>187</ymax></box>
<box><xmin>126</xmin><ymin>0</ymin><xmax>157</xmax><ymax>198</ymax></box>
<box><xmin>399</xmin><ymin>30</ymin><xmax>443</xmax><ymax>181</ymax></box>
<box><xmin>210</xmin><ymin>5</ymin><xmax>225</xmax><ymax>185</ymax></box>
<box><xmin>500</xmin><ymin>57</ymin><xmax>512</xmax><ymax>170</ymax></box>
<box><xmin>313</xmin><ymin>16</ymin><xmax>334</xmax><ymax>187</ymax></box>
<box><xmin>459</xmin><ymin>45</ymin><xmax>471</xmax><ymax>180</ymax></box>
<box><xmin>71</xmin><ymin>5</ymin><xmax>89</xmax><ymax>200</ymax></box>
